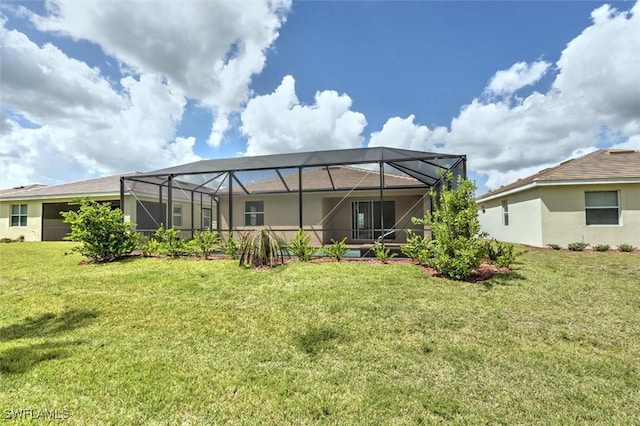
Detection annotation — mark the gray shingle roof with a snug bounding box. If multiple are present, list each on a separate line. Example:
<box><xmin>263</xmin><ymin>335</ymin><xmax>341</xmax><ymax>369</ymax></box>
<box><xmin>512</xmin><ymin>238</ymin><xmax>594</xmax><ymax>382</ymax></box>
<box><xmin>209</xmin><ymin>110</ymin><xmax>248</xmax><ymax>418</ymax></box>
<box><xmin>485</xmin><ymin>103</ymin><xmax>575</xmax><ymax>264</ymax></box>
<box><xmin>477</xmin><ymin>149</ymin><xmax>640</xmax><ymax>200</ymax></box>
<box><xmin>236</xmin><ymin>165</ymin><xmax>425</xmax><ymax>194</ymax></box>
<box><xmin>0</xmin><ymin>172</ymin><xmax>195</xmax><ymax>201</ymax></box>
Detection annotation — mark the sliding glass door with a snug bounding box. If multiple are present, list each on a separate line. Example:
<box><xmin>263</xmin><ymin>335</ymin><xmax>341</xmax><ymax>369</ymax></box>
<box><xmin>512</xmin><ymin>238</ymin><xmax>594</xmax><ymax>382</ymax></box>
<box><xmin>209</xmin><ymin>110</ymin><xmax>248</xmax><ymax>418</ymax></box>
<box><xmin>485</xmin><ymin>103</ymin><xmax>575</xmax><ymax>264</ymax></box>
<box><xmin>352</xmin><ymin>201</ymin><xmax>395</xmax><ymax>240</ymax></box>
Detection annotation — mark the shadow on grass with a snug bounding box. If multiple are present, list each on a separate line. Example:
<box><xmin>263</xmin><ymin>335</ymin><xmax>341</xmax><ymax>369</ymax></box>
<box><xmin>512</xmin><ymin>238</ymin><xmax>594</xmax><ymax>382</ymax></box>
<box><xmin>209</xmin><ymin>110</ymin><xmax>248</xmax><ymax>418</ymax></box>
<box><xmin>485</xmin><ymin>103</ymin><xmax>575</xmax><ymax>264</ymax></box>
<box><xmin>0</xmin><ymin>340</ymin><xmax>84</xmax><ymax>375</ymax></box>
<box><xmin>482</xmin><ymin>270</ymin><xmax>527</xmax><ymax>290</ymax></box>
<box><xmin>0</xmin><ymin>309</ymin><xmax>99</xmax><ymax>341</ymax></box>
<box><xmin>295</xmin><ymin>326</ymin><xmax>345</xmax><ymax>356</ymax></box>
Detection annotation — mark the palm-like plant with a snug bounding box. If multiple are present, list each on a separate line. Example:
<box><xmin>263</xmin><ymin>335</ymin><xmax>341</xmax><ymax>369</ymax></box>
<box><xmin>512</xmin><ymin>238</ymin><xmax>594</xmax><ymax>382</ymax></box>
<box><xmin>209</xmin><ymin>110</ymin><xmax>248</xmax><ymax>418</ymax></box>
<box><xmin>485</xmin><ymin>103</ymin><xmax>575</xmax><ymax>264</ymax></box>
<box><xmin>239</xmin><ymin>227</ymin><xmax>285</xmax><ymax>268</ymax></box>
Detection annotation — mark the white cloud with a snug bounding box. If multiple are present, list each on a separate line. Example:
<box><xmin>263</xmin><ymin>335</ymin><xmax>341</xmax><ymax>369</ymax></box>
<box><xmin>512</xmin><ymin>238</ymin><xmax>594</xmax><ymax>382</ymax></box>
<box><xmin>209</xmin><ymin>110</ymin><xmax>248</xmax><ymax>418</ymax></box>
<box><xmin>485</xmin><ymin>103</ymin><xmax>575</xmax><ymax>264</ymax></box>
<box><xmin>30</xmin><ymin>0</ymin><xmax>292</xmax><ymax>146</ymax></box>
<box><xmin>380</xmin><ymin>2</ymin><xmax>640</xmax><ymax>191</ymax></box>
<box><xmin>486</xmin><ymin>60</ymin><xmax>551</xmax><ymax>97</ymax></box>
<box><xmin>0</xmin><ymin>23</ymin><xmax>201</xmax><ymax>189</ymax></box>
<box><xmin>241</xmin><ymin>75</ymin><xmax>367</xmax><ymax>156</ymax></box>
<box><xmin>369</xmin><ymin>115</ymin><xmax>448</xmax><ymax>152</ymax></box>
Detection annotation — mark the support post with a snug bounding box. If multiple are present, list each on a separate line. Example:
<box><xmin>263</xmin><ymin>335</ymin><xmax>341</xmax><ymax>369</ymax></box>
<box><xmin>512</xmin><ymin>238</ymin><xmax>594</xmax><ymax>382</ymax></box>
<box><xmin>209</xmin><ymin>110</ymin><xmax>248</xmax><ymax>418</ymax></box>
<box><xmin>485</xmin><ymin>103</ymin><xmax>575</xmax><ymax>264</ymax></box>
<box><xmin>159</xmin><ymin>183</ymin><xmax>163</xmax><ymax>227</ymax></box>
<box><xmin>214</xmin><ymin>196</ymin><xmax>220</xmax><ymax>232</ymax></box>
<box><xmin>190</xmin><ymin>190</ymin><xmax>195</xmax><ymax>239</ymax></box>
<box><xmin>298</xmin><ymin>167</ymin><xmax>303</xmax><ymax>229</ymax></box>
<box><xmin>119</xmin><ymin>177</ymin><xmax>125</xmax><ymax>220</ymax></box>
<box><xmin>379</xmin><ymin>162</ymin><xmax>384</xmax><ymax>240</ymax></box>
<box><xmin>167</xmin><ymin>175</ymin><xmax>173</xmax><ymax>228</ymax></box>
<box><xmin>228</xmin><ymin>171</ymin><xmax>233</xmax><ymax>235</ymax></box>
<box><xmin>462</xmin><ymin>155</ymin><xmax>467</xmax><ymax>179</ymax></box>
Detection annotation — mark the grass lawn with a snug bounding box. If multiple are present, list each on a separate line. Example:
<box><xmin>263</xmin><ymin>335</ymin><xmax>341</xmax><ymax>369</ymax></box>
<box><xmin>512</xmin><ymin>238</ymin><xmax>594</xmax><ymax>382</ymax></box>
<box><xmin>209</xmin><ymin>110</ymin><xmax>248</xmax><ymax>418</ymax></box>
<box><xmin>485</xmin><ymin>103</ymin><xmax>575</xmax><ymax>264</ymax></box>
<box><xmin>1</xmin><ymin>243</ymin><xmax>639</xmax><ymax>424</ymax></box>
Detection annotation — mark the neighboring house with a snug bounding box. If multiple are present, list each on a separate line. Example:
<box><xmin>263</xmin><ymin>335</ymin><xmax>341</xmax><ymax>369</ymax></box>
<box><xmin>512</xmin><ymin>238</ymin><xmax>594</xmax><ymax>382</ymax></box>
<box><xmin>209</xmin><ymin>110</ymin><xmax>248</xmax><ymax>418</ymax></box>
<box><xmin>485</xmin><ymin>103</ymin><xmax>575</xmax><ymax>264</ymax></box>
<box><xmin>476</xmin><ymin>149</ymin><xmax>640</xmax><ymax>248</ymax></box>
<box><xmin>125</xmin><ymin>147</ymin><xmax>467</xmax><ymax>246</ymax></box>
<box><xmin>0</xmin><ymin>173</ymin><xmax>211</xmax><ymax>241</ymax></box>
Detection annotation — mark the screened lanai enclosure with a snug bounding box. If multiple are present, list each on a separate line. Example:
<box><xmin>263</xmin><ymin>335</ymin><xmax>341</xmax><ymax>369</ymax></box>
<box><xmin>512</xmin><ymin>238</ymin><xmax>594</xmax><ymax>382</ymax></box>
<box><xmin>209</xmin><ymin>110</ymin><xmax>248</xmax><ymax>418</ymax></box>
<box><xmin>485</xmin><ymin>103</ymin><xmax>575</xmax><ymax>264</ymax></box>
<box><xmin>120</xmin><ymin>147</ymin><xmax>466</xmax><ymax>247</ymax></box>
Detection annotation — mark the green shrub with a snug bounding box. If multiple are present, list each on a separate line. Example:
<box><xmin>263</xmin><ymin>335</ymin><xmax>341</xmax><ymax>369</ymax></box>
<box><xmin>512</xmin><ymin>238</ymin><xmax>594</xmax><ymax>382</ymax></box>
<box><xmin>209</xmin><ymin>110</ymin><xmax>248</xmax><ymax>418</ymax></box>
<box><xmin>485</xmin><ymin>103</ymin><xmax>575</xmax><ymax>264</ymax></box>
<box><xmin>412</xmin><ymin>173</ymin><xmax>483</xmax><ymax>280</ymax></box>
<box><xmin>546</xmin><ymin>243</ymin><xmax>562</xmax><ymax>250</ymax></box>
<box><xmin>484</xmin><ymin>239</ymin><xmax>520</xmax><ymax>268</ymax></box>
<box><xmin>400</xmin><ymin>230</ymin><xmax>431</xmax><ymax>264</ymax></box>
<box><xmin>567</xmin><ymin>242</ymin><xmax>589</xmax><ymax>252</ymax></box>
<box><xmin>151</xmin><ymin>225</ymin><xmax>187</xmax><ymax>256</ymax></box>
<box><xmin>220</xmin><ymin>233</ymin><xmax>240</xmax><ymax>259</ymax></box>
<box><xmin>61</xmin><ymin>198</ymin><xmax>137</xmax><ymax>262</ymax></box>
<box><xmin>239</xmin><ymin>228</ymin><xmax>285</xmax><ymax>268</ymax></box>
<box><xmin>618</xmin><ymin>243</ymin><xmax>636</xmax><ymax>252</ymax></box>
<box><xmin>288</xmin><ymin>228</ymin><xmax>317</xmax><ymax>261</ymax></box>
<box><xmin>0</xmin><ymin>238</ymin><xmax>13</xmax><ymax>243</ymax></box>
<box><xmin>593</xmin><ymin>244</ymin><xmax>610</xmax><ymax>252</ymax></box>
<box><xmin>323</xmin><ymin>237</ymin><xmax>349</xmax><ymax>262</ymax></box>
<box><xmin>372</xmin><ymin>241</ymin><xmax>397</xmax><ymax>263</ymax></box>
<box><xmin>191</xmin><ymin>230</ymin><xmax>221</xmax><ymax>258</ymax></box>
<box><xmin>140</xmin><ymin>238</ymin><xmax>163</xmax><ymax>257</ymax></box>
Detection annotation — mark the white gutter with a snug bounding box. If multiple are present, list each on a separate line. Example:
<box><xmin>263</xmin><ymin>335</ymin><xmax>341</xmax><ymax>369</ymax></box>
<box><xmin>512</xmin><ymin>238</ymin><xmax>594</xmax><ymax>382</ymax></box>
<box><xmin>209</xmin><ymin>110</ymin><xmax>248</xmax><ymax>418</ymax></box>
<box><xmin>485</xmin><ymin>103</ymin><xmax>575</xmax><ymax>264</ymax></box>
<box><xmin>476</xmin><ymin>177</ymin><xmax>640</xmax><ymax>203</ymax></box>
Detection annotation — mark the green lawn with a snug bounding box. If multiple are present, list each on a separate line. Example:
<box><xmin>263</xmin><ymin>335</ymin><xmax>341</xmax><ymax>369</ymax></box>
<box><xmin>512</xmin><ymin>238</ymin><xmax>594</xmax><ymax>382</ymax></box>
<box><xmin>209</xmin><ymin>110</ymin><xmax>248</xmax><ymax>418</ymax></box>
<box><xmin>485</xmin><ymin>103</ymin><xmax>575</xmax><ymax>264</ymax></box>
<box><xmin>1</xmin><ymin>243</ymin><xmax>639</xmax><ymax>424</ymax></box>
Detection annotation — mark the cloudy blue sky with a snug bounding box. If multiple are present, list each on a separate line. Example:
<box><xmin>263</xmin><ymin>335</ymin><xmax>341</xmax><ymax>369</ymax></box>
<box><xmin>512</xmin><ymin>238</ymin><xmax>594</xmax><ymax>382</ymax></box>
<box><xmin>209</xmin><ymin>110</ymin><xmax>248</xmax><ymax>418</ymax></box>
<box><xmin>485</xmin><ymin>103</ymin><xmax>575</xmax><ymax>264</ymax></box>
<box><xmin>1</xmin><ymin>0</ymin><xmax>639</xmax><ymax>194</ymax></box>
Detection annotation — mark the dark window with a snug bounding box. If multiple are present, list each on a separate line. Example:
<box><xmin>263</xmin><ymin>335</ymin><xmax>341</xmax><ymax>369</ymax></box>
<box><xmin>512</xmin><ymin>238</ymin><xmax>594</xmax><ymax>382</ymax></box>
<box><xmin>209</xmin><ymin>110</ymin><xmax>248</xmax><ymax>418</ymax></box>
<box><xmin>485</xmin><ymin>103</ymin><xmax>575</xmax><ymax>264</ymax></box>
<box><xmin>585</xmin><ymin>191</ymin><xmax>619</xmax><ymax>225</ymax></box>
<box><xmin>244</xmin><ymin>201</ymin><xmax>264</xmax><ymax>226</ymax></box>
<box><xmin>10</xmin><ymin>204</ymin><xmax>27</xmax><ymax>227</ymax></box>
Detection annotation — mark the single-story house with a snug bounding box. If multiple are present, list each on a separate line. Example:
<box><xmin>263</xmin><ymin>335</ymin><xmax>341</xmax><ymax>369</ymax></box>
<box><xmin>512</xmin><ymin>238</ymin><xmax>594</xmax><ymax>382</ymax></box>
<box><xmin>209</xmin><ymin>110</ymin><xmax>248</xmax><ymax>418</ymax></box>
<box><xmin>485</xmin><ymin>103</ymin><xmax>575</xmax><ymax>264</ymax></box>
<box><xmin>476</xmin><ymin>149</ymin><xmax>640</xmax><ymax>248</ymax></box>
<box><xmin>0</xmin><ymin>173</ymin><xmax>212</xmax><ymax>241</ymax></box>
<box><xmin>123</xmin><ymin>147</ymin><xmax>467</xmax><ymax>246</ymax></box>
<box><xmin>1</xmin><ymin>147</ymin><xmax>466</xmax><ymax>246</ymax></box>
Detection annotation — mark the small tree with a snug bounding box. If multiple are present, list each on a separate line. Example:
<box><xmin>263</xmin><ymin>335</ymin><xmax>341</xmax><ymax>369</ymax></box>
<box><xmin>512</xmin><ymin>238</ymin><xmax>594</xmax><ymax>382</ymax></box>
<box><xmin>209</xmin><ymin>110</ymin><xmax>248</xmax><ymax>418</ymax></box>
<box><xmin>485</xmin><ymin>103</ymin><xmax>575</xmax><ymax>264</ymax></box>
<box><xmin>414</xmin><ymin>173</ymin><xmax>483</xmax><ymax>280</ymax></box>
<box><xmin>62</xmin><ymin>198</ymin><xmax>137</xmax><ymax>262</ymax></box>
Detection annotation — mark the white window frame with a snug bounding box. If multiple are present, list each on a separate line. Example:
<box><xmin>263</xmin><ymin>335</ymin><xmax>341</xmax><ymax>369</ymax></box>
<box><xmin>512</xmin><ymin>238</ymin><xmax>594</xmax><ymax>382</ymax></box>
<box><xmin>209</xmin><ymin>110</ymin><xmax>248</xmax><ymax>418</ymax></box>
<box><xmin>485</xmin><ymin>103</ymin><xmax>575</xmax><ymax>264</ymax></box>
<box><xmin>502</xmin><ymin>200</ymin><xmax>509</xmax><ymax>226</ymax></box>
<box><xmin>10</xmin><ymin>204</ymin><xmax>28</xmax><ymax>227</ymax></box>
<box><xmin>244</xmin><ymin>201</ymin><xmax>264</xmax><ymax>226</ymax></box>
<box><xmin>585</xmin><ymin>191</ymin><xmax>620</xmax><ymax>226</ymax></box>
<box><xmin>172</xmin><ymin>205</ymin><xmax>183</xmax><ymax>228</ymax></box>
<box><xmin>202</xmin><ymin>208</ymin><xmax>212</xmax><ymax>229</ymax></box>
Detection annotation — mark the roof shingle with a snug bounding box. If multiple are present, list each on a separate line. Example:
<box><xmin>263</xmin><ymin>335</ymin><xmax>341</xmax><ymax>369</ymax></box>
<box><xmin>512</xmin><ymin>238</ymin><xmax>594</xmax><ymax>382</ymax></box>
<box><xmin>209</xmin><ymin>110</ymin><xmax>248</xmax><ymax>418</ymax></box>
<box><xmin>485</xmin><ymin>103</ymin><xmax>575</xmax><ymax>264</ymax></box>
<box><xmin>477</xmin><ymin>149</ymin><xmax>640</xmax><ymax>200</ymax></box>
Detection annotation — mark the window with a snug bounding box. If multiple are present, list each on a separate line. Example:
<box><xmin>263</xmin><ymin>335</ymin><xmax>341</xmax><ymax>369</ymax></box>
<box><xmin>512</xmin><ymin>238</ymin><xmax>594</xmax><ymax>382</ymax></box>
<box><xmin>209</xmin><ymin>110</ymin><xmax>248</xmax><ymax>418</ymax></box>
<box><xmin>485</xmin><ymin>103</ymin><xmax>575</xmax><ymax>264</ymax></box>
<box><xmin>202</xmin><ymin>208</ymin><xmax>212</xmax><ymax>229</ymax></box>
<box><xmin>172</xmin><ymin>205</ymin><xmax>183</xmax><ymax>227</ymax></box>
<box><xmin>244</xmin><ymin>201</ymin><xmax>264</xmax><ymax>226</ymax></box>
<box><xmin>585</xmin><ymin>191</ymin><xmax>619</xmax><ymax>225</ymax></box>
<box><xmin>502</xmin><ymin>200</ymin><xmax>509</xmax><ymax>226</ymax></box>
<box><xmin>10</xmin><ymin>204</ymin><xmax>27</xmax><ymax>227</ymax></box>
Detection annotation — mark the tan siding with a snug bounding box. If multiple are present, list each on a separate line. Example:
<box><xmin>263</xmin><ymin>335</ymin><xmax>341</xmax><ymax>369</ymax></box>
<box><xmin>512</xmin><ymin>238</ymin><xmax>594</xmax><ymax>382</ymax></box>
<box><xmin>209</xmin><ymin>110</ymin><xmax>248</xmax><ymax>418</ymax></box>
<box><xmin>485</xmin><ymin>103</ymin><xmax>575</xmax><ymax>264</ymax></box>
<box><xmin>541</xmin><ymin>183</ymin><xmax>640</xmax><ymax>247</ymax></box>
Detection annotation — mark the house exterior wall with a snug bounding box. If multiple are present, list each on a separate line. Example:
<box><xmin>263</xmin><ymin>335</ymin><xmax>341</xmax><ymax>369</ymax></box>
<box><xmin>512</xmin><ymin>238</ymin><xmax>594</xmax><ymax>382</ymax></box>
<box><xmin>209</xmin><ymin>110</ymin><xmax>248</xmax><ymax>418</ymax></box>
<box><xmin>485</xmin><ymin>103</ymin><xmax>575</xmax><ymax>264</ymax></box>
<box><xmin>0</xmin><ymin>195</ymin><xmax>133</xmax><ymax>242</ymax></box>
<box><xmin>218</xmin><ymin>189</ymin><xmax>429</xmax><ymax>246</ymax></box>
<box><xmin>477</xmin><ymin>183</ymin><xmax>640</xmax><ymax>248</ymax></box>
<box><xmin>0</xmin><ymin>200</ymin><xmax>43</xmax><ymax>241</ymax></box>
<box><xmin>477</xmin><ymin>189</ymin><xmax>543</xmax><ymax>247</ymax></box>
<box><xmin>540</xmin><ymin>183</ymin><xmax>640</xmax><ymax>247</ymax></box>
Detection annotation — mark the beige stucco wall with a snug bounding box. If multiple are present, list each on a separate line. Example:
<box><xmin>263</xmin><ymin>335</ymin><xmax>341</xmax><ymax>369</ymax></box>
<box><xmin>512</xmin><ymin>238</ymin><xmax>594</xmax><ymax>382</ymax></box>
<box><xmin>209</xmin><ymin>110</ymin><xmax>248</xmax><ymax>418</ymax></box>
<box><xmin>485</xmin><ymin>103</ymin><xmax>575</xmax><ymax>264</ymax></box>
<box><xmin>0</xmin><ymin>195</ymin><xmax>134</xmax><ymax>242</ymax></box>
<box><xmin>0</xmin><ymin>200</ymin><xmax>42</xmax><ymax>241</ymax></box>
<box><xmin>477</xmin><ymin>188</ymin><xmax>543</xmax><ymax>246</ymax></box>
<box><xmin>540</xmin><ymin>183</ymin><xmax>640</xmax><ymax>247</ymax></box>
<box><xmin>218</xmin><ymin>189</ymin><xmax>429</xmax><ymax>246</ymax></box>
